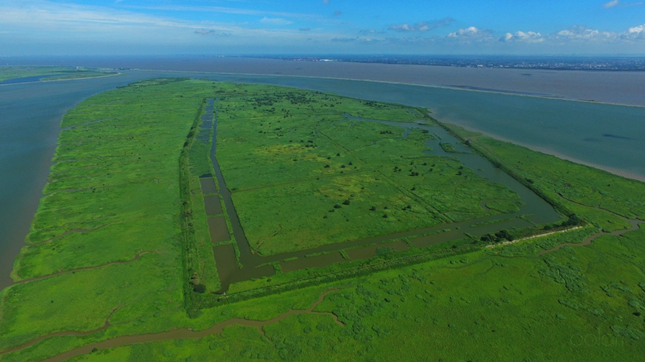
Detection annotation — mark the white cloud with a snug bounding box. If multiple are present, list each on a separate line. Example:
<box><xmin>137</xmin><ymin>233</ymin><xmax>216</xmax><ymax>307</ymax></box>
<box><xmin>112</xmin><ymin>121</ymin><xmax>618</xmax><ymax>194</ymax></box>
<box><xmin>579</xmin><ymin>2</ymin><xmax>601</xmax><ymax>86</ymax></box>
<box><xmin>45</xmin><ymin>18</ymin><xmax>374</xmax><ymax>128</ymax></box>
<box><xmin>260</xmin><ymin>17</ymin><xmax>293</xmax><ymax>26</ymax></box>
<box><xmin>447</xmin><ymin>26</ymin><xmax>493</xmax><ymax>41</ymax></box>
<box><xmin>501</xmin><ymin>33</ymin><xmax>513</xmax><ymax>42</ymax></box>
<box><xmin>548</xmin><ymin>24</ymin><xmax>645</xmax><ymax>43</ymax></box>
<box><xmin>603</xmin><ymin>0</ymin><xmax>643</xmax><ymax>7</ymax></box>
<box><xmin>553</xmin><ymin>25</ymin><xmax>617</xmax><ymax>41</ymax></box>
<box><xmin>604</xmin><ymin>0</ymin><xmax>620</xmax><ymax>8</ymax></box>
<box><xmin>449</xmin><ymin>27</ymin><xmax>480</xmax><ymax>37</ymax></box>
<box><xmin>500</xmin><ymin>31</ymin><xmax>544</xmax><ymax>43</ymax></box>
<box><xmin>621</xmin><ymin>24</ymin><xmax>645</xmax><ymax>39</ymax></box>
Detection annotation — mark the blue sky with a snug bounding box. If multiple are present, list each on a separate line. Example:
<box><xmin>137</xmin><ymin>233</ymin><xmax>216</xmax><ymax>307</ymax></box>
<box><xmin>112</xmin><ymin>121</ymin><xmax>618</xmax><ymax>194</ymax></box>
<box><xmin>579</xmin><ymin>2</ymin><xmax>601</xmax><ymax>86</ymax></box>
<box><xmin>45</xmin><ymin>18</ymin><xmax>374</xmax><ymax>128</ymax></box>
<box><xmin>1</xmin><ymin>0</ymin><xmax>644</xmax><ymax>55</ymax></box>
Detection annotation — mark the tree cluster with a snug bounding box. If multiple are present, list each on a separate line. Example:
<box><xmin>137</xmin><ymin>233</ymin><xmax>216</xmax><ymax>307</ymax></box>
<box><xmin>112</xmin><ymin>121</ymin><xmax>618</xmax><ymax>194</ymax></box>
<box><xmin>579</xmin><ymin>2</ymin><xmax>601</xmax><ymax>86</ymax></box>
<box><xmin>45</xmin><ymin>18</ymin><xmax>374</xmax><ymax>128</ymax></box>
<box><xmin>480</xmin><ymin>229</ymin><xmax>513</xmax><ymax>243</ymax></box>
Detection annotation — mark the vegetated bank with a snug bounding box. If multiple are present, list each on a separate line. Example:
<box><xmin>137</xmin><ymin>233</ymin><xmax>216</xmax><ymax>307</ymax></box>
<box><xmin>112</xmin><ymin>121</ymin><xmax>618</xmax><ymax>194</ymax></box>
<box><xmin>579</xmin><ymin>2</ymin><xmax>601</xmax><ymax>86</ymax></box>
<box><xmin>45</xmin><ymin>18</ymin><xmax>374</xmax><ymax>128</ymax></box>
<box><xmin>0</xmin><ymin>79</ymin><xmax>644</xmax><ymax>362</ymax></box>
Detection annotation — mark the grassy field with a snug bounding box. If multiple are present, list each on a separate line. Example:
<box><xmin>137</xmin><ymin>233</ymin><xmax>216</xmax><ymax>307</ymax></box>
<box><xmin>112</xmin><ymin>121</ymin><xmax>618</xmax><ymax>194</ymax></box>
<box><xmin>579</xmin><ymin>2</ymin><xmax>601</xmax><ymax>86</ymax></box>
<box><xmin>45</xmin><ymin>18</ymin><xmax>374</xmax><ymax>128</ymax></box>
<box><xmin>0</xmin><ymin>78</ymin><xmax>221</xmax><ymax>359</ymax></box>
<box><xmin>0</xmin><ymin>66</ymin><xmax>117</xmax><ymax>83</ymax></box>
<box><xmin>35</xmin><ymin>223</ymin><xmax>644</xmax><ymax>362</ymax></box>
<box><xmin>62</xmin><ymin>129</ymin><xmax>645</xmax><ymax>362</ymax></box>
<box><xmin>1</xmin><ymin>80</ymin><xmax>643</xmax><ymax>362</ymax></box>
<box><xmin>215</xmin><ymin>86</ymin><xmax>522</xmax><ymax>255</ymax></box>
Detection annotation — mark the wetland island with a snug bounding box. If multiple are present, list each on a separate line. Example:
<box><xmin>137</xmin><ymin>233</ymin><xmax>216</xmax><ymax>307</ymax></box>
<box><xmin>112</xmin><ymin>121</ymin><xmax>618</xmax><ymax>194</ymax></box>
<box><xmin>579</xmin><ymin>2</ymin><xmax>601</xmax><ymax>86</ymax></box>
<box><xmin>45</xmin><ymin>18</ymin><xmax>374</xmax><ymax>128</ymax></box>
<box><xmin>1</xmin><ymin>78</ymin><xmax>644</xmax><ymax>361</ymax></box>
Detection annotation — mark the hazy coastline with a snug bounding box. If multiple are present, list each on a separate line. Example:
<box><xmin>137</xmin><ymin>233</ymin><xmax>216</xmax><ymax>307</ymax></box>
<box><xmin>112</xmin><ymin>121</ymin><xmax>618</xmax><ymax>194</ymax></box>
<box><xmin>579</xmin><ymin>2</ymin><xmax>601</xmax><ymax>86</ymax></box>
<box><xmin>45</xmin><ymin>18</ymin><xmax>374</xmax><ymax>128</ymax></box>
<box><xmin>4</xmin><ymin>56</ymin><xmax>645</xmax><ymax>106</ymax></box>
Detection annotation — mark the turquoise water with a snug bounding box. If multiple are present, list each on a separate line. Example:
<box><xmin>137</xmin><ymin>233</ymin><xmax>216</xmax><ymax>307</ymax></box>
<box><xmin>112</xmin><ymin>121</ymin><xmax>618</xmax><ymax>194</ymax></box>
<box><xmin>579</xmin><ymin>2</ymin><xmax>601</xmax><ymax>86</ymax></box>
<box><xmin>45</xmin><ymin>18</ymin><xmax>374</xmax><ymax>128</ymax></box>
<box><xmin>1</xmin><ymin>69</ymin><xmax>644</xmax><ymax>289</ymax></box>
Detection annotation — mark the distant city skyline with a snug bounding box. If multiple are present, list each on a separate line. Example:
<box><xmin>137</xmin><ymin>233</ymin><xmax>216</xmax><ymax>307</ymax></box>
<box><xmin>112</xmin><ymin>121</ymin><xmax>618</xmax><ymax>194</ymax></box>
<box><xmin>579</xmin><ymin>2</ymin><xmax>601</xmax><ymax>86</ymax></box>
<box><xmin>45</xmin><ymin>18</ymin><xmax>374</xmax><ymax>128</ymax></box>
<box><xmin>1</xmin><ymin>0</ymin><xmax>645</xmax><ymax>56</ymax></box>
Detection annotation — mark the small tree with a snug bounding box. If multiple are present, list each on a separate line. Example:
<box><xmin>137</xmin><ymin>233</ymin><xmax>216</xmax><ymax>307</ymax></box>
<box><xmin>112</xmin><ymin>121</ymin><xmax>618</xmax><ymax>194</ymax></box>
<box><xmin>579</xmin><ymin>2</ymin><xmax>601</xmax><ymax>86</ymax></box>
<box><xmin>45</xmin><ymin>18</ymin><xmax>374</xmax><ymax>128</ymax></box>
<box><xmin>193</xmin><ymin>284</ymin><xmax>206</xmax><ymax>293</ymax></box>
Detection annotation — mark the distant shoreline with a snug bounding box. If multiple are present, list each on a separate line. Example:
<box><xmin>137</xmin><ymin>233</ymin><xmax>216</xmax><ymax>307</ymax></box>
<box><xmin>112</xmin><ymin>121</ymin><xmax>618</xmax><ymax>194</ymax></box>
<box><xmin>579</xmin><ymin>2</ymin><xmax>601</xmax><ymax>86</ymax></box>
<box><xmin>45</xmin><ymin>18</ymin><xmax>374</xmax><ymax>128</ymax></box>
<box><xmin>132</xmin><ymin>67</ymin><xmax>645</xmax><ymax>110</ymax></box>
<box><xmin>245</xmin><ymin>55</ymin><xmax>645</xmax><ymax>72</ymax></box>
<box><xmin>3</xmin><ymin>57</ymin><xmax>644</xmax><ymax>107</ymax></box>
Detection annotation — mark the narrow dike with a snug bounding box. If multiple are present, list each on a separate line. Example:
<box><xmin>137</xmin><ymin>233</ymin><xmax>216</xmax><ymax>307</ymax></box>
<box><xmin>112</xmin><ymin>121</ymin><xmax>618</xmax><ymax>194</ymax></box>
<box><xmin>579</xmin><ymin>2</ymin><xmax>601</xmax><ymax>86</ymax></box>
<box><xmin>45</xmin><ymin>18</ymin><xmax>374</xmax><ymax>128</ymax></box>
<box><xmin>181</xmin><ymin>99</ymin><xmax>212</xmax><ymax>315</ymax></box>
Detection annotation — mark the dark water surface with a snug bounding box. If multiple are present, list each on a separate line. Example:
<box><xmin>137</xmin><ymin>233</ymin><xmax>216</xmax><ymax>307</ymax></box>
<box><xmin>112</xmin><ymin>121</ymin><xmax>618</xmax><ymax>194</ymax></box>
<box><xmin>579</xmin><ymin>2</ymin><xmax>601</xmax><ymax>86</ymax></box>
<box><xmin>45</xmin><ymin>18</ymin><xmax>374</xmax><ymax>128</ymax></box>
<box><xmin>1</xmin><ymin>64</ymin><xmax>644</xmax><ymax>290</ymax></box>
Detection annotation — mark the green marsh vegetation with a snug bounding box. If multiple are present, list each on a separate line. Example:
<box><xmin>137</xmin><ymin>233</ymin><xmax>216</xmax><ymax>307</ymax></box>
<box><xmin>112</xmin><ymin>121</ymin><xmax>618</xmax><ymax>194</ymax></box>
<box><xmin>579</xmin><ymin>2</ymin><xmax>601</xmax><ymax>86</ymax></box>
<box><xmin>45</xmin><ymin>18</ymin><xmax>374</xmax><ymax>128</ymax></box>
<box><xmin>62</xmin><ymin>130</ymin><xmax>645</xmax><ymax>362</ymax></box>
<box><xmin>0</xmin><ymin>78</ymin><xmax>225</xmax><ymax>360</ymax></box>
<box><xmin>1</xmin><ymin>79</ymin><xmax>644</xmax><ymax>361</ymax></box>
<box><xmin>39</xmin><ymin>223</ymin><xmax>645</xmax><ymax>362</ymax></box>
<box><xmin>214</xmin><ymin>86</ymin><xmax>522</xmax><ymax>255</ymax></box>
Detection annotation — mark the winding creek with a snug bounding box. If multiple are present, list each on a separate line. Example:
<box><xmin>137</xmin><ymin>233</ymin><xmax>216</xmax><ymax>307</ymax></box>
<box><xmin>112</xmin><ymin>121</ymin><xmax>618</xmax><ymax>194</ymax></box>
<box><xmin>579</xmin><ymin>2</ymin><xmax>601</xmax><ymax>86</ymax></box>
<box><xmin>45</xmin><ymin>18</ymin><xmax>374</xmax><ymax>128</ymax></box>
<box><xmin>3</xmin><ymin>289</ymin><xmax>343</xmax><ymax>362</ymax></box>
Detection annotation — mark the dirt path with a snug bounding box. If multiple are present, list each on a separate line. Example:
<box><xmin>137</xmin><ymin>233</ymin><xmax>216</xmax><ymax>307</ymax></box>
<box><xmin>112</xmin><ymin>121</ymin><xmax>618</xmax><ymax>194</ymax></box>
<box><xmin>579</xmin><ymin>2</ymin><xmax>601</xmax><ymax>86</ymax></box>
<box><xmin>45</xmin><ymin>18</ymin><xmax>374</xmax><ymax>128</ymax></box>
<box><xmin>0</xmin><ymin>289</ymin><xmax>343</xmax><ymax>361</ymax></box>
<box><xmin>485</xmin><ymin>226</ymin><xmax>584</xmax><ymax>250</ymax></box>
